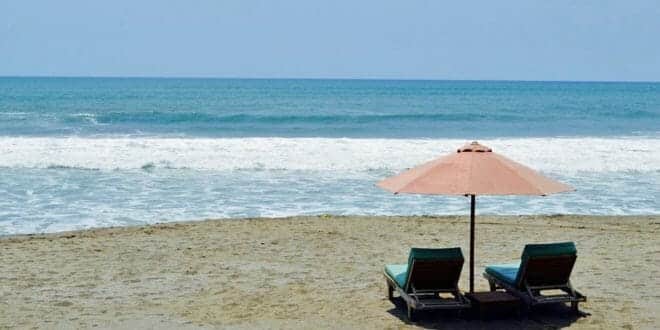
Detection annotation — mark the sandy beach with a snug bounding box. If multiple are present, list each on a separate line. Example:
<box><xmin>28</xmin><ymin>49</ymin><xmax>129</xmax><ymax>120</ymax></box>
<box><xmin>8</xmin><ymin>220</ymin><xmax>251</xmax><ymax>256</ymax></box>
<box><xmin>1</xmin><ymin>215</ymin><xmax>658</xmax><ymax>329</ymax></box>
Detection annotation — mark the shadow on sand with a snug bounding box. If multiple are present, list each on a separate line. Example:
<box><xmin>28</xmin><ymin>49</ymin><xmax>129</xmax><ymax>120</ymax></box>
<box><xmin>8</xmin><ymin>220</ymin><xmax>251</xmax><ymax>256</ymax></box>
<box><xmin>386</xmin><ymin>297</ymin><xmax>585</xmax><ymax>329</ymax></box>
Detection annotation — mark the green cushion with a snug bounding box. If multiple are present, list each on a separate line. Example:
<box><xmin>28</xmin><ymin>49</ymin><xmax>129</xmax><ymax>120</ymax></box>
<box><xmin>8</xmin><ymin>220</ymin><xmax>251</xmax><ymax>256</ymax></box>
<box><xmin>386</xmin><ymin>247</ymin><xmax>463</xmax><ymax>289</ymax></box>
<box><xmin>384</xmin><ymin>264</ymin><xmax>408</xmax><ymax>288</ymax></box>
<box><xmin>522</xmin><ymin>242</ymin><xmax>576</xmax><ymax>259</ymax></box>
<box><xmin>515</xmin><ymin>241</ymin><xmax>577</xmax><ymax>285</ymax></box>
<box><xmin>407</xmin><ymin>247</ymin><xmax>464</xmax><ymax>266</ymax></box>
<box><xmin>485</xmin><ymin>263</ymin><xmax>520</xmax><ymax>286</ymax></box>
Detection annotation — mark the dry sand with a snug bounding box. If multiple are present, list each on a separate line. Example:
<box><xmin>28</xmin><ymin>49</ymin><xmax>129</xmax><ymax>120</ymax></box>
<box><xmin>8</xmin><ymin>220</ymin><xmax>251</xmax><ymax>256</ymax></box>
<box><xmin>1</xmin><ymin>215</ymin><xmax>659</xmax><ymax>329</ymax></box>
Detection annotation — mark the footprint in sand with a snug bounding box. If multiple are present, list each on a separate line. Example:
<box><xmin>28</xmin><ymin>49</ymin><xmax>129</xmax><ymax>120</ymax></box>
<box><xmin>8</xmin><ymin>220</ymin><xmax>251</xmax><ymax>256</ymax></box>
<box><xmin>54</xmin><ymin>301</ymin><xmax>74</xmax><ymax>307</ymax></box>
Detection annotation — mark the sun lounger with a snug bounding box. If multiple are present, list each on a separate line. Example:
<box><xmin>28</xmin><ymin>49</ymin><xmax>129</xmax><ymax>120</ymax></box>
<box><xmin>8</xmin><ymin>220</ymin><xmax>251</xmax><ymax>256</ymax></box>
<box><xmin>384</xmin><ymin>247</ymin><xmax>471</xmax><ymax>321</ymax></box>
<box><xmin>483</xmin><ymin>242</ymin><xmax>587</xmax><ymax>314</ymax></box>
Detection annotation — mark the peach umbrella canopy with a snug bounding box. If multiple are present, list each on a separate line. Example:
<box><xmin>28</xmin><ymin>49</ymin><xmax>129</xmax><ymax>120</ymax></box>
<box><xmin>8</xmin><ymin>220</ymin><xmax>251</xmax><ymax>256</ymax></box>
<box><xmin>377</xmin><ymin>141</ymin><xmax>573</xmax><ymax>196</ymax></box>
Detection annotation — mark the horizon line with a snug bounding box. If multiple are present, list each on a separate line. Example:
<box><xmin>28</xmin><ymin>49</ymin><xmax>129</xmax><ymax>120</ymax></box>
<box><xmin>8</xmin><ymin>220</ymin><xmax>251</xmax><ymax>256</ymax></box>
<box><xmin>1</xmin><ymin>75</ymin><xmax>659</xmax><ymax>84</ymax></box>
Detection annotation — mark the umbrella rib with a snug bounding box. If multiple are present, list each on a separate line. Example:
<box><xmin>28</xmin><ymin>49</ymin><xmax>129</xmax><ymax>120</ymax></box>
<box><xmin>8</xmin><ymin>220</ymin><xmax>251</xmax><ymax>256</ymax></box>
<box><xmin>467</xmin><ymin>152</ymin><xmax>477</xmax><ymax>195</ymax></box>
<box><xmin>492</xmin><ymin>154</ymin><xmax>545</xmax><ymax>195</ymax></box>
<box><xmin>395</xmin><ymin>159</ymin><xmax>447</xmax><ymax>194</ymax></box>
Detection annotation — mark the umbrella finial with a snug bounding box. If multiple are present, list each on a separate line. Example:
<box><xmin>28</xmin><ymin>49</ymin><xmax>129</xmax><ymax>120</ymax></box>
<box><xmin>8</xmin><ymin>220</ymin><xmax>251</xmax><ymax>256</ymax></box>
<box><xmin>458</xmin><ymin>141</ymin><xmax>492</xmax><ymax>153</ymax></box>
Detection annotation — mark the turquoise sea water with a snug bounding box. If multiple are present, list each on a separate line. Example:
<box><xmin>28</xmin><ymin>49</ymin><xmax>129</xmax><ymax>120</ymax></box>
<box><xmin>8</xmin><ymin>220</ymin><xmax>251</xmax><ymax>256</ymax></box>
<box><xmin>1</xmin><ymin>78</ymin><xmax>659</xmax><ymax>234</ymax></box>
<box><xmin>2</xmin><ymin>78</ymin><xmax>659</xmax><ymax>138</ymax></box>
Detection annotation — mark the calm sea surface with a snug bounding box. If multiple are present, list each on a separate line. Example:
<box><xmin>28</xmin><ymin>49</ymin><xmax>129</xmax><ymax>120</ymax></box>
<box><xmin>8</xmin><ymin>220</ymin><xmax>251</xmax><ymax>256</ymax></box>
<box><xmin>1</xmin><ymin>78</ymin><xmax>659</xmax><ymax>234</ymax></box>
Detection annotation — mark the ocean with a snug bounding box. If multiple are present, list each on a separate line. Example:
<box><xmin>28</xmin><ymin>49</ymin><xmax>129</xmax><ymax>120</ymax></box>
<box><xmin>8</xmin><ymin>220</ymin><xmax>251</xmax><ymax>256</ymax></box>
<box><xmin>1</xmin><ymin>77</ymin><xmax>659</xmax><ymax>235</ymax></box>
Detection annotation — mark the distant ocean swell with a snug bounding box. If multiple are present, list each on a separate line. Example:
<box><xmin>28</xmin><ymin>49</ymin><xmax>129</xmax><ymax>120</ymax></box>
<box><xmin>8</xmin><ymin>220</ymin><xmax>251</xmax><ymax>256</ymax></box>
<box><xmin>7</xmin><ymin>109</ymin><xmax>653</xmax><ymax>124</ymax></box>
<box><xmin>2</xmin><ymin>78</ymin><xmax>660</xmax><ymax>138</ymax></box>
<box><xmin>1</xmin><ymin>110</ymin><xmax>658</xmax><ymax>135</ymax></box>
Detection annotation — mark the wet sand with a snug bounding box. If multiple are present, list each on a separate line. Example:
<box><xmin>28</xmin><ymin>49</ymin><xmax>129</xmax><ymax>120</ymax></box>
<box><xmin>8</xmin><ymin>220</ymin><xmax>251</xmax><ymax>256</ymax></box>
<box><xmin>1</xmin><ymin>215</ymin><xmax>658</xmax><ymax>329</ymax></box>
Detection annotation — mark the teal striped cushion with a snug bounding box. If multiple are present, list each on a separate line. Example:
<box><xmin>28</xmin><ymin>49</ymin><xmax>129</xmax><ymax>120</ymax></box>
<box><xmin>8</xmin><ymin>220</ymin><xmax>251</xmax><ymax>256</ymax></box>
<box><xmin>384</xmin><ymin>264</ymin><xmax>408</xmax><ymax>288</ymax></box>
<box><xmin>485</xmin><ymin>263</ymin><xmax>520</xmax><ymax>286</ymax></box>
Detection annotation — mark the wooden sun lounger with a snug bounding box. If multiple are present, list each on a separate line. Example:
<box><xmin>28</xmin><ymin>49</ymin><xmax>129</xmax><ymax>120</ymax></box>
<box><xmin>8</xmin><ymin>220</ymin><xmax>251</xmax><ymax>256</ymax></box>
<box><xmin>384</xmin><ymin>247</ymin><xmax>471</xmax><ymax>321</ymax></box>
<box><xmin>483</xmin><ymin>242</ymin><xmax>587</xmax><ymax>314</ymax></box>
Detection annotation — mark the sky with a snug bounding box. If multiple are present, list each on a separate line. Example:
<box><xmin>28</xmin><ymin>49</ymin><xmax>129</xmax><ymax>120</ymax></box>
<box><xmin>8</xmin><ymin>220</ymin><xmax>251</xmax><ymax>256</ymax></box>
<box><xmin>1</xmin><ymin>1</ymin><xmax>659</xmax><ymax>81</ymax></box>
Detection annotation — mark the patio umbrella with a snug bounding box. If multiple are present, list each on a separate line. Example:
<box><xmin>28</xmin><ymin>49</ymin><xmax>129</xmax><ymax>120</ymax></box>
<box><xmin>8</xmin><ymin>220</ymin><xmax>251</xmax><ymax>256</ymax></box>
<box><xmin>377</xmin><ymin>141</ymin><xmax>573</xmax><ymax>293</ymax></box>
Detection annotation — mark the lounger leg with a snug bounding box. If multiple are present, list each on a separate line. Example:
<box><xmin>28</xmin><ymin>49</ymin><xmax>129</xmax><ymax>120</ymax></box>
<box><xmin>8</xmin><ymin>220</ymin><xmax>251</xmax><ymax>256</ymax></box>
<box><xmin>387</xmin><ymin>283</ymin><xmax>394</xmax><ymax>301</ymax></box>
<box><xmin>571</xmin><ymin>301</ymin><xmax>579</xmax><ymax>314</ymax></box>
<box><xmin>520</xmin><ymin>302</ymin><xmax>531</xmax><ymax>317</ymax></box>
<box><xmin>406</xmin><ymin>303</ymin><xmax>416</xmax><ymax>322</ymax></box>
<box><xmin>488</xmin><ymin>279</ymin><xmax>496</xmax><ymax>292</ymax></box>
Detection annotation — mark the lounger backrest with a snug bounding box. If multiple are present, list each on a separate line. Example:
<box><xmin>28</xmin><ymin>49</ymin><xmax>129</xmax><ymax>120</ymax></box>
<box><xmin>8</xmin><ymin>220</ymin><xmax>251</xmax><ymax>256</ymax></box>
<box><xmin>405</xmin><ymin>247</ymin><xmax>464</xmax><ymax>292</ymax></box>
<box><xmin>515</xmin><ymin>242</ymin><xmax>577</xmax><ymax>288</ymax></box>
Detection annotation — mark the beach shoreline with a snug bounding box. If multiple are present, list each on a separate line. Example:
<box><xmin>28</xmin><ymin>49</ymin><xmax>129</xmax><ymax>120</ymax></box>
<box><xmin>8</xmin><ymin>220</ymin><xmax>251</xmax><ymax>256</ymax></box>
<box><xmin>1</xmin><ymin>215</ymin><xmax>658</xmax><ymax>329</ymax></box>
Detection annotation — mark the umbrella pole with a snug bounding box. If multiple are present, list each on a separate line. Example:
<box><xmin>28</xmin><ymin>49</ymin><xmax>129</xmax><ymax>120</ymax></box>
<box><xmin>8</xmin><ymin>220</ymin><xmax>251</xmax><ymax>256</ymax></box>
<box><xmin>470</xmin><ymin>194</ymin><xmax>475</xmax><ymax>293</ymax></box>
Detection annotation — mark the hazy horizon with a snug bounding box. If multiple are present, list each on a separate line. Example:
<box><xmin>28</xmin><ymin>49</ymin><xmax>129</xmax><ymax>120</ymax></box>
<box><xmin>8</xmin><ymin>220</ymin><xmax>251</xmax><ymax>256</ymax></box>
<box><xmin>2</xmin><ymin>75</ymin><xmax>660</xmax><ymax>83</ymax></box>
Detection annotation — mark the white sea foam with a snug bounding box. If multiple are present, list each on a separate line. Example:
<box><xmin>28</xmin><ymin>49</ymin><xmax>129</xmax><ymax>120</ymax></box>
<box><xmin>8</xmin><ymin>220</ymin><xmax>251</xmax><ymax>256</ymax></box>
<box><xmin>1</xmin><ymin>136</ymin><xmax>658</xmax><ymax>235</ymax></box>
<box><xmin>0</xmin><ymin>136</ymin><xmax>658</xmax><ymax>173</ymax></box>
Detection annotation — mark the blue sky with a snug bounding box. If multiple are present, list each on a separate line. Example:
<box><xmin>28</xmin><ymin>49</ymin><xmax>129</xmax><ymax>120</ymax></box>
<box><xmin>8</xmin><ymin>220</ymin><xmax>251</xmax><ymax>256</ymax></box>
<box><xmin>1</xmin><ymin>1</ymin><xmax>659</xmax><ymax>81</ymax></box>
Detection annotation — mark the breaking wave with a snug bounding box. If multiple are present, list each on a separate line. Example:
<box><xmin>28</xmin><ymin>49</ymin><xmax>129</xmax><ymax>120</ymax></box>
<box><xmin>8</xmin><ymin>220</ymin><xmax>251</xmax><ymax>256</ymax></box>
<box><xmin>0</xmin><ymin>136</ymin><xmax>658</xmax><ymax>173</ymax></box>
